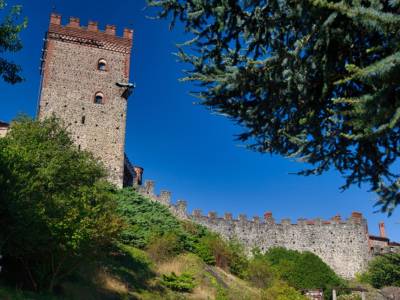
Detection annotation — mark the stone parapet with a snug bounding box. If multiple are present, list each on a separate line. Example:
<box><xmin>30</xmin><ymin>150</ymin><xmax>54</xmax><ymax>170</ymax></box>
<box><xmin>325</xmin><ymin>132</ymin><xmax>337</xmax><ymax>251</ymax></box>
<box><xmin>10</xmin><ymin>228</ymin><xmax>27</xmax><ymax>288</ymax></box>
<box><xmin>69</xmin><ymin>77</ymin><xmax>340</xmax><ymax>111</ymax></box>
<box><xmin>137</xmin><ymin>180</ymin><xmax>371</xmax><ymax>279</ymax></box>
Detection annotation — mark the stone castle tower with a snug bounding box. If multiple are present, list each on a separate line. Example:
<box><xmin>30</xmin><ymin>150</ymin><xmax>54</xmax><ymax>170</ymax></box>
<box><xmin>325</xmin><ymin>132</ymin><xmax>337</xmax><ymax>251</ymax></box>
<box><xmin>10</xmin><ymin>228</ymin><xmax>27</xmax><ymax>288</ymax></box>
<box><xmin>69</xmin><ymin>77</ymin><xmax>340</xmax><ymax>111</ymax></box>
<box><xmin>38</xmin><ymin>14</ymin><xmax>137</xmax><ymax>187</ymax></box>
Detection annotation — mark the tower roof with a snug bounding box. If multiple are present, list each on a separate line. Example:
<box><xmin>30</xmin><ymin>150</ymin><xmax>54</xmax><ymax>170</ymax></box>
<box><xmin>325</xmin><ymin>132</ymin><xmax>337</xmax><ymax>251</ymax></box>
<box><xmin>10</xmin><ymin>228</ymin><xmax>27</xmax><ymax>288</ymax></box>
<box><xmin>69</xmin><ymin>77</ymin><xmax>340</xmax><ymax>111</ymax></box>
<box><xmin>47</xmin><ymin>13</ymin><xmax>133</xmax><ymax>54</ymax></box>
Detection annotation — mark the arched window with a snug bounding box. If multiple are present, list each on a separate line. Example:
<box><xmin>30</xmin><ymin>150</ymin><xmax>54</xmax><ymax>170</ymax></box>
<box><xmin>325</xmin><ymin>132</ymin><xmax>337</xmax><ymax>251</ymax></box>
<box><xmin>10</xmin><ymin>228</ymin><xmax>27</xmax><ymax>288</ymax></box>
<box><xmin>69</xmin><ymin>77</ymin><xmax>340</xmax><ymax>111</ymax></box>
<box><xmin>94</xmin><ymin>92</ymin><xmax>104</xmax><ymax>104</ymax></box>
<box><xmin>97</xmin><ymin>59</ymin><xmax>107</xmax><ymax>71</ymax></box>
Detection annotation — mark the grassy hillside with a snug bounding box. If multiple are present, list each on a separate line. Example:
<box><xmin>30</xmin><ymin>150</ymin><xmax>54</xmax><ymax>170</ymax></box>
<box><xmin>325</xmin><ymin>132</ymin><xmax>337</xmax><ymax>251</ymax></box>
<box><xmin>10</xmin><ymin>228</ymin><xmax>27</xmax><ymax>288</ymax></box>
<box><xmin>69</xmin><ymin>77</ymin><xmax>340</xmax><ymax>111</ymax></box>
<box><xmin>0</xmin><ymin>189</ymin><xmax>304</xmax><ymax>299</ymax></box>
<box><xmin>0</xmin><ymin>246</ymin><xmax>261</xmax><ymax>300</ymax></box>
<box><xmin>0</xmin><ymin>188</ymin><xmax>392</xmax><ymax>300</ymax></box>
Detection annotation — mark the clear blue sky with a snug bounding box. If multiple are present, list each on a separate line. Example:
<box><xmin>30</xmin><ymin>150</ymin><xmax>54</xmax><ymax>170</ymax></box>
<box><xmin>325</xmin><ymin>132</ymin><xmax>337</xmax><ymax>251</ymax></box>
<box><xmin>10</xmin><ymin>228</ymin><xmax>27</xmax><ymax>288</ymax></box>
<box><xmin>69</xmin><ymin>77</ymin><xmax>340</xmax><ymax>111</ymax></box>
<box><xmin>1</xmin><ymin>0</ymin><xmax>399</xmax><ymax>240</ymax></box>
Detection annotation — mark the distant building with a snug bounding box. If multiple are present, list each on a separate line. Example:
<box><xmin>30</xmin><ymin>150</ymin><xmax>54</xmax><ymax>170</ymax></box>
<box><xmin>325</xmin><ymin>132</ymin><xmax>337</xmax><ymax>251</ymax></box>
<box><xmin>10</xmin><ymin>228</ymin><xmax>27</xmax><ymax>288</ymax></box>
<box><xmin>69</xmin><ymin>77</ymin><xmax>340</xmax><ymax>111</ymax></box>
<box><xmin>369</xmin><ymin>222</ymin><xmax>400</xmax><ymax>254</ymax></box>
<box><xmin>38</xmin><ymin>14</ymin><xmax>141</xmax><ymax>187</ymax></box>
<box><xmin>0</xmin><ymin>121</ymin><xmax>9</xmax><ymax>137</ymax></box>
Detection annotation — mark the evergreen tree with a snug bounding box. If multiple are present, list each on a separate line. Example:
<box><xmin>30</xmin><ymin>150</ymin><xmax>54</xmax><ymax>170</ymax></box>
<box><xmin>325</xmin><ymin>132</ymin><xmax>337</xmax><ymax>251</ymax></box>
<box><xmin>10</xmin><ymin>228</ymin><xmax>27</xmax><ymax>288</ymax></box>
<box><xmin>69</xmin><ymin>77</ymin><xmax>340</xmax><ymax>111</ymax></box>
<box><xmin>0</xmin><ymin>0</ymin><xmax>26</xmax><ymax>84</ymax></box>
<box><xmin>148</xmin><ymin>0</ymin><xmax>400</xmax><ymax>213</ymax></box>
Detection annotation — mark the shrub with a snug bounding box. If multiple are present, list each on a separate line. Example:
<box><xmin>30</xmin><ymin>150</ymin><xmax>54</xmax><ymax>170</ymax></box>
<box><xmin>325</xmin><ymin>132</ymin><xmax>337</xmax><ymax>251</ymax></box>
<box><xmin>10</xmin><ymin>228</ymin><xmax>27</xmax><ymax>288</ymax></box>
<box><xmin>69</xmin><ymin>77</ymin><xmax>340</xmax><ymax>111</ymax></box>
<box><xmin>160</xmin><ymin>272</ymin><xmax>196</xmax><ymax>292</ymax></box>
<box><xmin>226</xmin><ymin>240</ymin><xmax>249</xmax><ymax>278</ymax></box>
<box><xmin>193</xmin><ymin>237</ymin><xmax>216</xmax><ymax>265</ymax></box>
<box><xmin>361</xmin><ymin>253</ymin><xmax>400</xmax><ymax>288</ymax></box>
<box><xmin>193</xmin><ymin>232</ymin><xmax>250</xmax><ymax>274</ymax></box>
<box><xmin>115</xmin><ymin>188</ymin><xmax>187</xmax><ymax>249</ymax></box>
<box><xmin>146</xmin><ymin>232</ymin><xmax>183</xmax><ymax>262</ymax></box>
<box><xmin>264</xmin><ymin>247</ymin><xmax>345</xmax><ymax>296</ymax></box>
<box><xmin>180</xmin><ymin>220</ymin><xmax>210</xmax><ymax>252</ymax></box>
<box><xmin>262</xmin><ymin>280</ymin><xmax>307</xmax><ymax>300</ymax></box>
<box><xmin>194</xmin><ymin>233</ymin><xmax>232</xmax><ymax>268</ymax></box>
<box><xmin>246</xmin><ymin>252</ymin><xmax>276</xmax><ymax>288</ymax></box>
<box><xmin>114</xmin><ymin>189</ymin><xmax>245</xmax><ymax>269</ymax></box>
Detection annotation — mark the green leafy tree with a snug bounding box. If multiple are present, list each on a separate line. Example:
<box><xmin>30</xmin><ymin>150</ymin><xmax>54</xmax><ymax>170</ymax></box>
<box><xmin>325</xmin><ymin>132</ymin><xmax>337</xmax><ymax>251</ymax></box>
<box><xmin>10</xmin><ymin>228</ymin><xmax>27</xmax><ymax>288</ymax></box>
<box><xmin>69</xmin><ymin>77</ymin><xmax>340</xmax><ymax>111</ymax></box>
<box><xmin>361</xmin><ymin>253</ymin><xmax>400</xmax><ymax>288</ymax></box>
<box><xmin>0</xmin><ymin>0</ymin><xmax>27</xmax><ymax>84</ymax></box>
<box><xmin>264</xmin><ymin>247</ymin><xmax>345</xmax><ymax>296</ymax></box>
<box><xmin>0</xmin><ymin>117</ymin><xmax>122</xmax><ymax>291</ymax></box>
<box><xmin>148</xmin><ymin>0</ymin><xmax>400</xmax><ymax>213</ymax></box>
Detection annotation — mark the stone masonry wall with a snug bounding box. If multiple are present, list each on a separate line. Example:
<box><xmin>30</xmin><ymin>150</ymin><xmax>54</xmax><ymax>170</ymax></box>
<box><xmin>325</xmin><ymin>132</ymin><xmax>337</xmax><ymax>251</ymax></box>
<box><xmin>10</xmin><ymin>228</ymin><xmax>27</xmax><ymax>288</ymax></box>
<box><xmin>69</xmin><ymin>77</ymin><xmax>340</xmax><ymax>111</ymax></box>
<box><xmin>138</xmin><ymin>180</ymin><xmax>372</xmax><ymax>279</ymax></box>
<box><xmin>38</xmin><ymin>14</ymin><xmax>133</xmax><ymax>187</ymax></box>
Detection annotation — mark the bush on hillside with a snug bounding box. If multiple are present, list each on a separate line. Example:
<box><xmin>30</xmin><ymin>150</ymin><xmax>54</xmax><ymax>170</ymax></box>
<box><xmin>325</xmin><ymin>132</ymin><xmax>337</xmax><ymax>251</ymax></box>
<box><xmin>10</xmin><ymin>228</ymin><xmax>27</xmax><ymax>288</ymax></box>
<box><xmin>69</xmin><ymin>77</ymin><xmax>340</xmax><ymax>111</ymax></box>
<box><xmin>192</xmin><ymin>240</ymin><xmax>216</xmax><ymax>265</ymax></box>
<box><xmin>262</xmin><ymin>280</ymin><xmax>307</xmax><ymax>300</ymax></box>
<box><xmin>0</xmin><ymin>117</ymin><xmax>122</xmax><ymax>292</ymax></box>
<box><xmin>360</xmin><ymin>253</ymin><xmax>400</xmax><ymax>288</ymax></box>
<box><xmin>146</xmin><ymin>232</ymin><xmax>184</xmax><ymax>262</ymax></box>
<box><xmin>194</xmin><ymin>234</ymin><xmax>226</xmax><ymax>266</ymax></box>
<box><xmin>263</xmin><ymin>247</ymin><xmax>345</xmax><ymax>296</ymax></box>
<box><xmin>185</xmin><ymin>221</ymin><xmax>250</xmax><ymax>273</ymax></box>
<box><xmin>115</xmin><ymin>188</ymin><xmax>250</xmax><ymax>272</ymax></box>
<box><xmin>180</xmin><ymin>220</ymin><xmax>211</xmax><ymax>252</ymax></box>
<box><xmin>115</xmin><ymin>188</ymin><xmax>188</xmax><ymax>249</ymax></box>
<box><xmin>226</xmin><ymin>240</ymin><xmax>249</xmax><ymax>278</ymax></box>
<box><xmin>193</xmin><ymin>233</ymin><xmax>250</xmax><ymax>275</ymax></box>
<box><xmin>160</xmin><ymin>272</ymin><xmax>196</xmax><ymax>292</ymax></box>
<box><xmin>246</xmin><ymin>251</ymin><xmax>276</xmax><ymax>288</ymax></box>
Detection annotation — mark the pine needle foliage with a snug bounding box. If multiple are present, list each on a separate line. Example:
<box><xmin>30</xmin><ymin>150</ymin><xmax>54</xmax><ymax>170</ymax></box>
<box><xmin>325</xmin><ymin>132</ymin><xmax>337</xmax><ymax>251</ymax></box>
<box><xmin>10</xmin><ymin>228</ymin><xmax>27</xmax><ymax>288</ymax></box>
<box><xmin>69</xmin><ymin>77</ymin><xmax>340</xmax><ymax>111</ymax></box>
<box><xmin>147</xmin><ymin>0</ymin><xmax>400</xmax><ymax>214</ymax></box>
<box><xmin>114</xmin><ymin>187</ymin><xmax>190</xmax><ymax>248</ymax></box>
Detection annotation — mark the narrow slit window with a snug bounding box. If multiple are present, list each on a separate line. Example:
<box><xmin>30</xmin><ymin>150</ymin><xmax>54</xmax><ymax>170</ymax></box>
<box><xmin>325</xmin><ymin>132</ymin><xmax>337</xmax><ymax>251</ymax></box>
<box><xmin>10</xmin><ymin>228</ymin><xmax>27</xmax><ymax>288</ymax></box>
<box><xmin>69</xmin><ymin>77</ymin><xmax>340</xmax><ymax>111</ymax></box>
<box><xmin>81</xmin><ymin>116</ymin><xmax>85</xmax><ymax>124</ymax></box>
<box><xmin>94</xmin><ymin>92</ymin><xmax>104</xmax><ymax>104</ymax></box>
<box><xmin>98</xmin><ymin>59</ymin><xmax>107</xmax><ymax>71</ymax></box>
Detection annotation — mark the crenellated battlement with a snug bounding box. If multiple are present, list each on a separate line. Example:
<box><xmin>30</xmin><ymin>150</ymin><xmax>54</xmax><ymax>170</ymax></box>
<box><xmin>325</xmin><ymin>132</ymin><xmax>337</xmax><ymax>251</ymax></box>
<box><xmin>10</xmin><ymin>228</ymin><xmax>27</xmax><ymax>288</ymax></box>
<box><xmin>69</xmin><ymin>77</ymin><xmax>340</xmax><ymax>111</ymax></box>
<box><xmin>138</xmin><ymin>180</ymin><xmax>188</xmax><ymax>219</ymax></box>
<box><xmin>137</xmin><ymin>180</ymin><xmax>371</xmax><ymax>278</ymax></box>
<box><xmin>138</xmin><ymin>180</ymin><xmax>366</xmax><ymax>227</ymax></box>
<box><xmin>47</xmin><ymin>13</ymin><xmax>133</xmax><ymax>54</ymax></box>
<box><xmin>50</xmin><ymin>13</ymin><xmax>133</xmax><ymax>39</ymax></box>
<box><xmin>189</xmin><ymin>209</ymin><xmax>364</xmax><ymax>226</ymax></box>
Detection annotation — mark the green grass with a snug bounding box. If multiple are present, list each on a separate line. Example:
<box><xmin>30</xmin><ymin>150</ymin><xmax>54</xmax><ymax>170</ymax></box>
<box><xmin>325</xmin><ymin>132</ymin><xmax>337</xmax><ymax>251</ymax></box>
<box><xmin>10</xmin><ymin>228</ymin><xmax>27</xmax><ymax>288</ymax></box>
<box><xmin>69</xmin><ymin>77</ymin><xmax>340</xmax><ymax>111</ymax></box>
<box><xmin>57</xmin><ymin>243</ymin><xmax>158</xmax><ymax>299</ymax></box>
<box><xmin>103</xmin><ymin>244</ymin><xmax>156</xmax><ymax>292</ymax></box>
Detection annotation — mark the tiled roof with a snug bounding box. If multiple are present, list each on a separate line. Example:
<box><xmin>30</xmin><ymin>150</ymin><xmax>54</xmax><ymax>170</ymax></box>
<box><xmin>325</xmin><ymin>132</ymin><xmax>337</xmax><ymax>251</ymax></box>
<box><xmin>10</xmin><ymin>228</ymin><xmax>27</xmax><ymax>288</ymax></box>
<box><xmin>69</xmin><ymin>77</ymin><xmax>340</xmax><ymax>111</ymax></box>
<box><xmin>369</xmin><ymin>235</ymin><xmax>390</xmax><ymax>242</ymax></box>
<box><xmin>0</xmin><ymin>121</ymin><xmax>9</xmax><ymax>127</ymax></box>
<box><xmin>388</xmin><ymin>241</ymin><xmax>400</xmax><ymax>246</ymax></box>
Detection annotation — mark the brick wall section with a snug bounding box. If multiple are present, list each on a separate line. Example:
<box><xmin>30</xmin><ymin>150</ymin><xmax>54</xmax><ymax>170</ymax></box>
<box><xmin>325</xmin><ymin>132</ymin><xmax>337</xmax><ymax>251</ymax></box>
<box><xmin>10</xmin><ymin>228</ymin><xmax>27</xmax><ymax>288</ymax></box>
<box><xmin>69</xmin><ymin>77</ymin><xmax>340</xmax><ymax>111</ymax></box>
<box><xmin>38</xmin><ymin>14</ymin><xmax>133</xmax><ymax>187</ymax></box>
<box><xmin>138</xmin><ymin>180</ymin><xmax>372</xmax><ymax>279</ymax></box>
